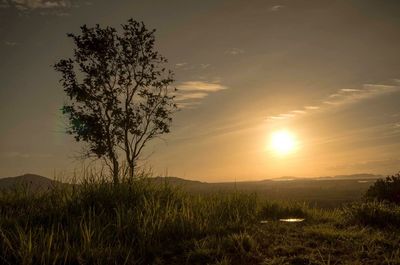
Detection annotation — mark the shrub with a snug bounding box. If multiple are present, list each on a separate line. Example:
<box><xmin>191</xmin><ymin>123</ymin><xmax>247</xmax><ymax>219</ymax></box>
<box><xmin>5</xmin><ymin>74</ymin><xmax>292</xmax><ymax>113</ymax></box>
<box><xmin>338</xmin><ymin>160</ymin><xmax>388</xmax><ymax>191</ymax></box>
<box><xmin>258</xmin><ymin>201</ymin><xmax>308</xmax><ymax>220</ymax></box>
<box><xmin>343</xmin><ymin>201</ymin><xmax>400</xmax><ymax>228</ymax></box>
<box><xmin>366</xmin><ymin>173</ymin><xmax>400</xmax><ymax>204</ymax></box>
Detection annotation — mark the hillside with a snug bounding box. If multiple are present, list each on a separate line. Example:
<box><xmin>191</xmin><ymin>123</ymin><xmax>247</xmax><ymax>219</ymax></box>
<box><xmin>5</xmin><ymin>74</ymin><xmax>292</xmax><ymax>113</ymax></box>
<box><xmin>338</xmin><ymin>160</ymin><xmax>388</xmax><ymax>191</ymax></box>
<box><xmin>0</xmin><ymin>173</ymin><xmax>383</xmax><ymax>207</ymax></box>
<box><xmin>0</xmin><ymin>173</ymin><xmax>63</xmax><ymax>191</ymax></box>
<box><xmin>151</xmin><ymin>174</ymin><xmax>383</xmax><ymax>207</ymax></box>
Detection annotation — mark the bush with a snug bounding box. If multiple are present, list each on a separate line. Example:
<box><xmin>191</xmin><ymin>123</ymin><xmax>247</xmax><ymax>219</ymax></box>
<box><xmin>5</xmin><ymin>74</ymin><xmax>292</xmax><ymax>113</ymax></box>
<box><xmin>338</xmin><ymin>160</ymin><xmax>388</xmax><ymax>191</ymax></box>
<box><xmin>258</xmin><ymin>201</ymin><xmax>308</xmax><ymax>220</ymax></box>
<box><xmin>343</xmin><ymin>201</ymin><xmax>400</xmax><ymax>228</ymax></box>
<box><xmin>366</xmin><ymin>173</ymin><xmax>400</xmax><ymax>204</ymax></box>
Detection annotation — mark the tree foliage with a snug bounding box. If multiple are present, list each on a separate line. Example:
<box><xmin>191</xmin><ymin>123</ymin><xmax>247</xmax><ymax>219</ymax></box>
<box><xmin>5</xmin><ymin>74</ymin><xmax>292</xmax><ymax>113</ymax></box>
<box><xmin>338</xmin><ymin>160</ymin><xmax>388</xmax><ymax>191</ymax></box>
<box><xmin>366</xmin><ymin>173</ymin><xmax>400</xmax><ymax>204</ymax></box>
<box><xmin>55</xmin><ymin>19</ymin><xmax>176</xmax><ymax>183</ymax></box>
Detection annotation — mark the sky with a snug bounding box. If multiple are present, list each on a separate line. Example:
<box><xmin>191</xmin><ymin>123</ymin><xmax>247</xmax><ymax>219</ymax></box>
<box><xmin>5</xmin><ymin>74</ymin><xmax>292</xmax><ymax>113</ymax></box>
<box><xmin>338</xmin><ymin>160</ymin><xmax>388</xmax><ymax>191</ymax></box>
<box><xmin>1</xmin><ymin>0</ymin><xmax>400</xmax><ymax>181</ymax></box>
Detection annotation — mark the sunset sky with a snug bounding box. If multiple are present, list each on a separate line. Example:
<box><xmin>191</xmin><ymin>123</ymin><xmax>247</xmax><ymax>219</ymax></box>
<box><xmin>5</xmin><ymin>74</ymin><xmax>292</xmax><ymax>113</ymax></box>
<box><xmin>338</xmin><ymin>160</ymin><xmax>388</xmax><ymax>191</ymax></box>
<box><xmin>1</xmin><ymin>0</ymin><xmax>400</xmax><ymax>181</ymax></box>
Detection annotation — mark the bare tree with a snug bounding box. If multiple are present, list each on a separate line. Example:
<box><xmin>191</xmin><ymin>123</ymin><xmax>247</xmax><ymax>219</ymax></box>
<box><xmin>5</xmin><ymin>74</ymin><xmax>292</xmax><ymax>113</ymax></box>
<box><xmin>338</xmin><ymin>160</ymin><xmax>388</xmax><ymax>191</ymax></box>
<box><xmin>55</xmin><ymin>19</ymin><xmax>177</xmax><ymax>183</ymax></box>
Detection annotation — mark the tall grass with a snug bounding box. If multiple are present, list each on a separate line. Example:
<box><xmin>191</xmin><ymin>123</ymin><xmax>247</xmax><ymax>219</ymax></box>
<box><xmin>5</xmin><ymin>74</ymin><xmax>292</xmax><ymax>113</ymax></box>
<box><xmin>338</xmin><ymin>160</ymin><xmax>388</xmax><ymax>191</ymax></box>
<box><xmin>0</xmin><ymin>174</ymin><xmax>260</xmax><ymax>264</ymax></box>
<box><xmin>343</xmin><ymin>200</ymin><xmax>400</xmax><ymax>228</ymax></box>
<box><xmin>1</xmin><ymin>172</ymin><xmax>399</xmax><ymax>264</ymax></box>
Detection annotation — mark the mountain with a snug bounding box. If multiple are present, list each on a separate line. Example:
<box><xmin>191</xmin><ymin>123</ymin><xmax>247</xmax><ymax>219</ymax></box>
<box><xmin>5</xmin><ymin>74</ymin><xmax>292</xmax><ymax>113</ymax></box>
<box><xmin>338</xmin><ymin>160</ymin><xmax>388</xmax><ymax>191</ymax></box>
<box><xmin>150</xmin><ymin>176</ymin><xmax>205</xmax><ymax>186</ymax></box>
<box><xmin>317</xmin><ymin>174</ymin><xmax>383</xmax><ymax>180</ymax></box>
<box><xmin>0</xmin><ymin>174</ymin><xmax>63</xmax><ymax>191</ymax></box>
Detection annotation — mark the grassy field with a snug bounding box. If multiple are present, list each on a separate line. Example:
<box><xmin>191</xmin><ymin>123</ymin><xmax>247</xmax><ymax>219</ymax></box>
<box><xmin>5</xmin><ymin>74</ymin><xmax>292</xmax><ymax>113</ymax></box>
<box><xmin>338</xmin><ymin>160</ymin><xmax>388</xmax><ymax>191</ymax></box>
<box><xmin>0</xmin><ymin>175</ymin><xmax>399</xmax><ymax>264</ymax></box>
<box><xmin>160</xmin><ymin>176</ymin><xmax>380</xmax><ymax>209</ymax></box>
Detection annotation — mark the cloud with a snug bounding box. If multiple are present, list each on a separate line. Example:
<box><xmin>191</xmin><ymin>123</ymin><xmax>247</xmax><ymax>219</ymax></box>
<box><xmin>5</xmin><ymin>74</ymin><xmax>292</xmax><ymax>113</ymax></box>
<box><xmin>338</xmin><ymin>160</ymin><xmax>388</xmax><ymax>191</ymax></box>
<box><xmin>225</xmin><ymin>48</ymin><xmax>244</xmax><ymax>56</ymax></box>
<box><xmin>280</xmin><ymin>113</ymin><xmax>295</xmax><ymax>118</ymax></box>
<box><xmin>176</xmin><ymin>102</ymin><xmax>201</xmax><ymax>109</ymax></box>
<box><xmin>323</xmin><ymin>100</ymin><xmax>338</xmax><ymax>105</ymax></box>
<box><xmin>267</xmin><ymin>113</ymin><xmax>299</xmax><ymax>121</ymax></box>
<box><xmin>291</xmin><ymin>110</ymin><xmax>306</xmax><ymax>114</ymax></box>
<box><xmin>13</xmin><ymin>0</ymin><xmax>68</xmax><ymax>10</ymax></box>
<box><xmin>174</xmin><ymin>81</ymin><xmax>228</xmax><ymax>109</ymax></box>
<box><xmin>174</xmin><ymin>92</ymin><xmax>208</xmax><ymax>101</ymax></box>
<box><xmin>267</xmin><ymin>116</ymin><xmax>285</xmax><ymax>120</ymax></box>
<box><xmin>326</xmin><ymin>83</ymin><xmax>398</xmax><ymax>106</ymax></box>
<box><xmin>177</xmin><ymin>81</ymin><xmax>227</xmax><ymax>92</ymax></box>
<box><xmin>270</xmin><ymin>5</ymin><xmax>284</xmax><ymax>12</ymax></box>
<box><xmin>1</xmin><ymin>152</ymin><xmax>52</xmax><ymax>159</ymax></box>
<box><xmin>200</xmin><ymin>63</ymin><xmax>211</xmax><ymax>69</ymax></box>
<box><xmin>174</xmin><ymin>63</ymin><xmax>211</xmax><ymax>71</ymax></box>
<box><xmin>0</xmin><ymin>0</ymin><xmax>9</xmax><ymax>8</ymax></box>
<box><xmin>305</xmin><ymin>106</ymin><xmax>320</xmax><ymax>110</ymax></box>
<box><xmin>175</xmin><ymin>62</ymin><xmax>188</xmax><ymax>68</ymax></box>
<box><xmin>4</xmin><ymin>41</ymin><xmax>18</xmax><ymax>46</ymax></box>
<box><xmin>267</xmin><ymin>82</ymin><xmax>400</xmax><ymax>122</ymax></box>
<box><xmin>340</xmin><ymin>88</ymin><xmax>361</xmax><ymax>92</ymax></box>
<box><xmin>267</xmin><ymin>108</ymin><xmax>310</xmax><ymax>121</ymax></box>
<box><xmin>0</xmin><ymin>0</ymin><xmax>83</xmax><ymax>12</ymax></box>
<box><xmin>328</xmin><ymin>158</ymin><xmax>400</xmax><ymax>172</ymax></box>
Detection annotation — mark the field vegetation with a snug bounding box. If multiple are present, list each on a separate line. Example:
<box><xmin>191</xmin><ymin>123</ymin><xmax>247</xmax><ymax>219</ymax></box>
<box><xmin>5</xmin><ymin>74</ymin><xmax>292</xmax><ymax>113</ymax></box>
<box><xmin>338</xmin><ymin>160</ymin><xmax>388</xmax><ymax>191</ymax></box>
<box><xmin>1</xmin><ymin>173</ymin><xmax>400</xmax><ymax>264</ymax></box>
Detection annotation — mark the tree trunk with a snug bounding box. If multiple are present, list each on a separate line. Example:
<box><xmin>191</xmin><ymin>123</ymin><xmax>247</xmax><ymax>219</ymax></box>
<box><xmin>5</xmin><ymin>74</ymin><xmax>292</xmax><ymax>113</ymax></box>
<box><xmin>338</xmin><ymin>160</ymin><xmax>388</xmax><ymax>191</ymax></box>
<box><xmin>128</xmin><ymin>160</ymin><xmax>135</xmax><ymax>179</ymax></box>
<box><xmin>112</xmin><ymin>157</ymin><xmax>119</xmax><ymax>184</ymax></box>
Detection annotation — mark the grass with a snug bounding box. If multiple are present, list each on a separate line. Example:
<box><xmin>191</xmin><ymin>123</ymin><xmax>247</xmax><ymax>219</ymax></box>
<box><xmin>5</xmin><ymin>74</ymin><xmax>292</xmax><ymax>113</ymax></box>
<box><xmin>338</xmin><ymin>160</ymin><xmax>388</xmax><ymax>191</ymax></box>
<box><xmin>0</xmin><ymin>174</ymin><xmax>400</xmax><ymax>264</ymax></box>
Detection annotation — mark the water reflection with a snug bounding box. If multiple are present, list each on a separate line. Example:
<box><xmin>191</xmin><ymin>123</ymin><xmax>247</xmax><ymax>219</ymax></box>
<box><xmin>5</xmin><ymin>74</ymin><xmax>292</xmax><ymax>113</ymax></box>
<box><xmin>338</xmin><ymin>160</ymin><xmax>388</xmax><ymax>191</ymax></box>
<box><xmin>260</xmin><ymin>218</ymin><xmax>305</xmax><ymax>224</ymax></box>
<box><xmin>279</xmin><ymin>218</ymin><xmax>305</xmax><ymax>222</ymax></box>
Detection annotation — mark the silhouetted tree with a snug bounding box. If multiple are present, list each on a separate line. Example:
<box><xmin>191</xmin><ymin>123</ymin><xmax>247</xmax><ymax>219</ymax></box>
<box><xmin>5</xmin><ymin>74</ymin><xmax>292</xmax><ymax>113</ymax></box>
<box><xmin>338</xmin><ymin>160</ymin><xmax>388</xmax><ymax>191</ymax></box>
<box><xmin>366</xmin><ymin>173</ymin><xmax>400</xmax><ymax>204</ymax></box>
<box><xmin>55</xmin><ymin>19</ymin><xmax>176</xmax><ymax>183</ymax></box>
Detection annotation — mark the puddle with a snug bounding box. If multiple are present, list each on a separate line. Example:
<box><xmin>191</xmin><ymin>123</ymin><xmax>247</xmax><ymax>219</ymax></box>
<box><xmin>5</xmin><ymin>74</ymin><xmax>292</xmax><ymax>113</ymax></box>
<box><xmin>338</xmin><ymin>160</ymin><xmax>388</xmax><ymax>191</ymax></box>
<box><xmin>260</xmin><ymin>218</ymin><xmax>305</xmax><ymax>224</ymax></box>
<box><xmin>279</xmin><ymin>218</ymin><xmax>305</xmax><ymax>223</ymax></box>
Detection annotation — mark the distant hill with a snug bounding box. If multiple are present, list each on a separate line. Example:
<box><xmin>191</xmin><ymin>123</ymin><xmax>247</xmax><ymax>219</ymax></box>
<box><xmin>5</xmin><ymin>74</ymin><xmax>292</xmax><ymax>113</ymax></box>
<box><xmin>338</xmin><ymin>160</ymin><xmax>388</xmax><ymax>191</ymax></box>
<box><xmin>0</xmin><ymin>173</ymin><xmax>384</xmax><ymax>207</ymax></box>
<box><xmin>317</xmin><ymin>174</ymin><xmax>383</xmax><ymax>180</ymax></box>
<box><xmin>0</xmin><ymin>173</ymin><xmax>382</xmax><ymax>188</ymax></box>
<box><xmin>150</xmin><ymin>176</ymin><xmax>205</xmax><ymax>186</ymax></box>
<box><xmin>0</xmin><ymin>174</ymin><xmax>63</xmax><ymax>191</ymax></box>
<box><xmin>149</xmin><ymin>174</ymin><xmax>384</xmax><ymax>208</ymax></box>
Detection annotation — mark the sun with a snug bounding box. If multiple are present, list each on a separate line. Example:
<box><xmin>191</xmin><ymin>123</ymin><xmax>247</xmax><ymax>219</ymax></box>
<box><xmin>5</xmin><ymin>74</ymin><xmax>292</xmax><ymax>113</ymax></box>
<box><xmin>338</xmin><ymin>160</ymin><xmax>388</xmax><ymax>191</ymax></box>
<box><xmin>269</xmin><ymin>130</ymin><xmax>297</xmax><ymax>155</ymax></box>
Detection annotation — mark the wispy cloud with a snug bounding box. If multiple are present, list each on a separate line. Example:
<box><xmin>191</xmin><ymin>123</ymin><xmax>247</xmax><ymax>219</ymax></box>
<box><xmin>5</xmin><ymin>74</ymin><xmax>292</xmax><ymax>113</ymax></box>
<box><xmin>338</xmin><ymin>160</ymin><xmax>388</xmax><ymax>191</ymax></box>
<box><xmin>268</xmin><ymin>116</ymin><xmax>285</xmax><ymax>120</ymax></box>
<box><xmin>328</xmin><ymin>158</ymin><xmax>400</xmax><ymax>172</ymax></box>
<box><xmin>200</xmin><ymin>63</ymin><xmax>210</xmax><ymax>69</ymax></box>
<box><xmin>177</xmin><ymin>81</ymin><xmax>227</xmax><ymax>92</ymax></box>
<box><xmin>1</xmin><ymin>152</ymin><xmax>52</xmax><ymax>159</ymax></box>
<box><xmin>280</xmin><ymin>113</ymin><xmax>295</xmax><ymax>118</ymax></box>
<box><xmin>0</xmin><ymin>0</ymin><xmax>9</xmax><ymax>8</ymax></box>
<box><xmin>323</xmin><ymin>84</ymin><xmax>397</xmax><ymax>106</ymax></box>
<box><xmin>291</xmin><ymin>110</ymin><xmax>306</xmax><ymax>114</ymax></box>
<box><xmin>174</xmin><ymin>92</ymin><xmax>208</xmax><ymax>101</ymax></box>
<box><xmin>270</xmin><ymin>5</ymin><xmax>284</xmax><ymax>12</ymax></box>
<box><xmin>175</xmin><ymin>102</ymin><xmax>201</xmax><ymax>110</ymax></box>
<box><xmin>305</xmin><ymin>106</ymin><xmax>320</xmax><ymax>110</ymax></box>
<box><xmin>5</xmin><ymin>0</ymin><xmax>71</xmax><ymax>10</ymax></box>
<box><xmin>174</xmin><ymin>62</ymin><xmax>211</xmax><ymax>71</ymax></box>
<box><xmin>175</xmin><ymin>62</ymin><xmax>188</xmax><ymax>68</ymax></box>
<box><xmin>340</xmin><ymin>88</ymin><xmax>361</xmax><ymax>92</ymax></box>
<box><xmin>174</xmin><ymin>81</ymin><xmax>228</xmax><ymax>109</ymax></box>
<box><xmin>225</xmin><ymin>48</ymin><xmax>244</xmax><ymax>56</ymax></box>
<box><xmin>267</xmin><ymin>82</ymin><xmax>400</xmax><ymax>122</ymax></box>
<box><xmin>1</xmin><ymin>0</ymin><xmax>88</xmax><ymax>13</ymax></box>
<box><xmin>3</xmin><ymin>41</ymin><xmax>19</xmax><ymax>46</ymax></box>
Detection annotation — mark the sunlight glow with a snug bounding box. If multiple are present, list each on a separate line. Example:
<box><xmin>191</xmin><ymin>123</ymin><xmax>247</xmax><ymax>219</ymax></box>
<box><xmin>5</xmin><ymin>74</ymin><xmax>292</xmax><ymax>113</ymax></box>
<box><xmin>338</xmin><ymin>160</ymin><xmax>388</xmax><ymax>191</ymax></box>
<box><xmin>269</xmin><ymin>130</ymin><xmax>297</xmax><ymax>156</ymax></box>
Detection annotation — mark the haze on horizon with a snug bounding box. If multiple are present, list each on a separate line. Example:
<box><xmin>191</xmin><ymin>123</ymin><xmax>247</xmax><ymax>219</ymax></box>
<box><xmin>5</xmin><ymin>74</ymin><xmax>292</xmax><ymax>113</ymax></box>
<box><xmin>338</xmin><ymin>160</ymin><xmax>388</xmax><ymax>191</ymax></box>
<box><xmin>1</xmin><ymin>0</ymin><xmax>400</xmax><ymax>182</ymax></box>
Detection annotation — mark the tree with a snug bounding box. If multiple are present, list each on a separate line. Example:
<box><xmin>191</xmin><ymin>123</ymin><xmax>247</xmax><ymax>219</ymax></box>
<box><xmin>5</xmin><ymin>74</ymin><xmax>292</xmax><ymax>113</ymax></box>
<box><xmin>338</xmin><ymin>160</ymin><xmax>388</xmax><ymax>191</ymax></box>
<box><xmin>55</xmin><ymin>19</ymin><xmax>177</xmax><ymax>183</ymax></box>
<box><xmin>365</xmin><ymin>173</ymin><xmax>400</xmax><ymax>204</ymax></box>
